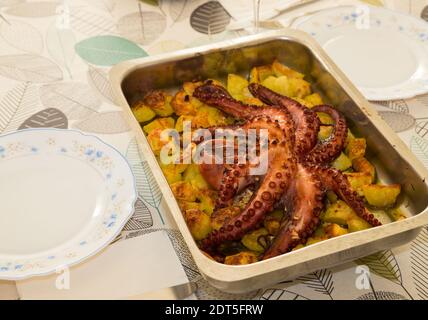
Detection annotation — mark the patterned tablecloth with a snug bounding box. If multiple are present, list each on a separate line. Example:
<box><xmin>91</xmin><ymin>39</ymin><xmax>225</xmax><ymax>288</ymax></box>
<box><xmin>0</xmin><ymin>0</ymin><xmax>427</xmax><ymax>300</ymax></box>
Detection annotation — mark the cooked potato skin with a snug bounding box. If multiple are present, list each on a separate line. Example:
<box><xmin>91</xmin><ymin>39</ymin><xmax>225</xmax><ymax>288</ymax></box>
<box><xmin>224</xmin><ymin>251</ymin><xmax>259</xmax><ymax>265</ymax></box>
<box><xmin>352</xmin><ymin>157</ymin><xmax>376</xmax><ymax>180</ymax></box>
<box><xmin>143</xmin><ymin>90</ymin><xmax>174</xmax><ymax>117</ymax></box>
<box><xmin>241</xmin><ymin>228</ymin><xmax>270</xmax><ymax>252</ymax></box>
<box><xmin>346</xmin><ymin>138</ymin><xmax>367</xmax><ymax>160</ymax></box>
<box><xmin>132</xmin><ymin>101</ymin><xmax>156</xmax><ymax>123</ymax></box>
<box><xmin>184</xmin><ymin>209</ymin><xmax>212</xmax><ymax>240</ymax></box>
<box><xmin>362</xmin><ymin>184</ymin><xmax>401</xmax><ymax>208</ymax></box>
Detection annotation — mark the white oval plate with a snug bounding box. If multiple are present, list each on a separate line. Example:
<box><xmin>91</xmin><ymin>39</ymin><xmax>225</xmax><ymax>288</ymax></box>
<box><xmin>296</xmin><ymin>6</ymin><xmax>428</xmax><ymax>101</ymax></box>
<box><xmin>0</xmin><ymin>129</ymin><xmax>136</xmax><ymax>280</ymax></box>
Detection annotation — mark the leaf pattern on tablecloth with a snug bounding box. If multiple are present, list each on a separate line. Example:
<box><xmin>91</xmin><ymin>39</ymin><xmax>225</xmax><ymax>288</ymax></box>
<box><xmin>18</xmin><ymin>108</ymin><xmax>68</xmax><ymax>129</ymax></box>
<box><xmin>163</xmin><ymin>0</ymin><xmax>196</xmax><ymax>23</ymax></box>
<box><xmin>89</xmin><ymin>0</ymin><xmax>116</xmax><ymax>14</ymax></box>
<box><xmin>122</xmin><ymin>197</ymin><xmax>153</xmax><ymax>231</ymax></box>
<box><xmin>415</xmin><ymin>121</ymin><xmax>428</xmax><ymax>139</ymax></box>
<box><xmin>117</xmin><ymin>11</ymin><xmax>166</xmax><ymax>46</ymax></box>
<box><xmin>357</xmin><ymin>251</ymin><xmax>402</xmax><ymax>285</ymax></box>
<box><xmin>4</xmin><ymin>1</ymin><xmax>58</xmax><ymax>17</ymax></box>
<box><xmin>372</xmin><ymin>99</ymin><xmax>409</xmax><ymax>114</ymax></box>
<box><xmin>70</xmin><ymin>9</ymin><xmax>117</xmax><ymax>36</ymax></box>
<box><xmin>0</xmin><ymin>54</ymin><xmax>63</xmax><ymax>83</ymax></box>
<box><xmin>297</xmin><ymin>269</ymin><xmax>334</xmax><ymax>299</ymax></box>
<box><xmin>46</xmin><ymin>23</ymin><xmax>76</xmax><ymax>79</ymax></box>
<box><xmin>0</xmin><ymin>20</ymin><xmax>43</xmax><ymax>54</ymax></box>
<box><xmin>75</xmin><ymin>35</ymin><xmax>148</xmax><ymax>66</ymax></box>
<box><xmin>356</xmin><ymin>291</ymin><xmax>407</xmax><ymax>300</ymax></box>
<box><xmin>72</xmin><ymin>111</ymin><xmax>130</xmax><ymax>134</ymax></box>
<box><xmin>259</xmin><ymin>288</ymin><xmax>309</xmax><ymax>300</ymax></box>
<box><xmin>378</xmin><ymin>111</ymin><xmax>415</xmax><ymax>132</ymax></box>
<box><xmin>410</xmin><ymin>135</ymin><xmax>428</xmax><ymax>167</ymax></box>
<box><xmin>190</xmin><ymin>1</ymin><xmax>231</xmax><ymax>35</ymax></box>
<box><xmin>411</xmin><ymin>227</ymin><xmax>428</xmax><ymax>300</ymax></box>
<box><xmin>39</xmin><ymin>82</ymin><xmax>101</xmax><ymax>120</ymax></box>
<box><xmin>87</xmin><ymin>66</ymin><xmax>115</xmax><ymax>103</ymax></box>
<box><xmin>0</xmin><ymin>82</ymin><xmax>40</xmax><ymax>133</ymax></box>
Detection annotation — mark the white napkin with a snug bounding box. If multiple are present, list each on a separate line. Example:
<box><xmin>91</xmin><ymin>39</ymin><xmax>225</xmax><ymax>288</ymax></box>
<box><xmin>16</xmin><ymin>231</ymin><xmax>189</xmax><ymax>300</ymax></box>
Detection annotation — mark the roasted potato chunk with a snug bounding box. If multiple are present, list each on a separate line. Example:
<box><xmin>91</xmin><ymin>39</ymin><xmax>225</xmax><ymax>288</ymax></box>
<box><xmin>143</xmin><ymin>90</ymin><xmax>174</xmax><ymax>117</ymax></box>
<box><xmin>288</xmin><ymin>77</ymin><xmax>311</xmax><ymax>98</ymax></box>
<box><xmin>272</xmin><ymin>60</ymin><xmax>305</xmax><ymax>79</ymax></box>
<box><xmin>324</xmin><ymin>223</ymin><xmax>348</xmax><ymax>238</ymax></box>
<box><xmin>146</xmin><ymin>128</ymin><xmax>177</xmax><ymax>156</ymax></box>
<box><xmin>346</xmin><ymin>138</ymin><xmax>367</xmax><ymax>160</ymax></box>
<box><xmin>171</xmin><ymin>181</ymin><xmax>197</xmax><ymax>202</ymax></box>
<box><xmin>304</xmin><ymin>93</ymin><xmax>323</xmax><ymax>107</ymax></box>
<box><xmin>345</xmin><ymin>172</ymin><xmax>372</xmax><ymax>194</ymax></box>
<box><xmin>332</xmin><ymin>152</ymin><xmax>352</xmax><ymax>171</ymax></box>
<box><xmin>263</xmin><ymin>210</ymin><xmax>284</xmax><ymax>235</ymax></box>
<box><xmin>352</xmin><ymin>157</ymin><xmax>376</xmax><ymax>181</ymax></box>
<box><xmin>224</xmin><ymin>251</ymin><xmax>258</xmax><ymax>265</ymax></box>
<box><xmin>160</xmin><ymin>162</ymin><xmax>187</xmax><ymax>185</ymax></box>
<box><xmin>143</xmin><ymin>117</ymin><xmax>175</xmax><ymax>135</ymax></box>
<box><xmin>198</xmin><ymin>189</ymin><xmax>216</xmax><ymax>216</ymax></box>
<box><xmin>211</xmin><ymin>206</ymin><xmax>241</xmax><ymax>231</ymax></box>
<box><xmin>241</xmin><ymin>228</ymin><xmax>270</xmax><ymax>252</ymax></box>
<box><xmin>227</xmin><ymin>74</ymin><xmax>249</xmax><ymax>101</ymax></box>
<box><xmin>171</xmin><ymin>90</ymin><xmax>199</xmax><ymax>116</ymax></box>
<box><xmin>362</xmin><ymin>184</ymin><xmax>401</xmax><ymax>208</ymax></box>
<box><xmin>347</xmin><ymin>217</ymin><xmax>372</xmax><ymax>232</ymax></box>
<box><xmin>250</xmin><ymin>65</ymin><xmax>274</xmax><ymax>83</ymax></box>
<box><xmin>131</xmin><ymin>100</ymin><xmax>156</xmax><ymax>123</ymax></box>
<box><xmin>183</xmin><ymin>164</ymin><xmax>210</xmax><ymax>190</ymax></box>
<box><xmin>184</xmin><ymin>209</ymin><xmax>212</xmax><ymax>240</ymax></box>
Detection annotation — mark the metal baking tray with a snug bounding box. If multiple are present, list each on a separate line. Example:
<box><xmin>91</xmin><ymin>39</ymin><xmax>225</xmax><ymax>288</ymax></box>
<box><xmin>110</xmin><ymin>29</ymin><xmax>428</xmax><ymax>293</ymax></box>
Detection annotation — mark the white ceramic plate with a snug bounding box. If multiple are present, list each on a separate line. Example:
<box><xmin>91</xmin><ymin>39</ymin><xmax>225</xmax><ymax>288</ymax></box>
<box><xmin>0</xmin><ymin>129</ymin><xmax>136</xmax><ymax>280</ymax></box>
<box><xmin>296</xmin><ymin>6</ymin><xmax>428</xmax><ymax>101</ymax></box>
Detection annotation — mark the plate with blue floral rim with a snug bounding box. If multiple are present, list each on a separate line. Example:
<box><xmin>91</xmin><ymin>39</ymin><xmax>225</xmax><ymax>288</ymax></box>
<box><xmin>0</xmin><ymin>129</ymin><xmax>137</xmax><ymax>280</ymax></box>
<box><xmin>295</xmin><ymin>5</ymin><xmax>428</xmax><ymax>101</ymax></box>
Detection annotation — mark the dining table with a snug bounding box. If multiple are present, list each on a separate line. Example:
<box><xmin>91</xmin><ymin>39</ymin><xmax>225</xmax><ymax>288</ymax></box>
<box><xmin>0</xmin><ymin>0</ymin><xmax>427</xmax><ymax>300</ymax></box>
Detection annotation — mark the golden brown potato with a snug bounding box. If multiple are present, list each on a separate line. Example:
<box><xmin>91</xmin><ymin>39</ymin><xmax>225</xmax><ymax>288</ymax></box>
<box><xmin>198</xmin><ymin>189</ymin><xmax>216</xmax><ymax>216</ymax></box>
<box><xmin>171</xmin><ymin>90</ymin><xmax>199</xmax><ymax>116</ymax></box>
<box><xmin>263</xmin><ymin>210</ymin><xmax>284</xmax><ymax>235</ymax></box>
<box><xmin>183</xmin><ymin>164</ymin><xmax>210</xmax><ymax>190</ymax></box>
<box><xmin>211</xmin><ymin>206</ymin><xmax>241</xmax><ymax>231</ymax></box>
<box><xmin>227</xmin><ymin>74</ymin><xmax>249</xmax><ymax>101</ymax></box>
<box><xmin>143</xmin><ymin>117</ymin><xmax>175</xmax><ymax>135</ymax></box>
<box><xmin>170</xmin><ymin>181</ymin><xmax>197</xmax><ymax>202</ymax></box>
<box><xmin>288</xmin><ymin>78</ymin><xmax>311</xmax><ymax>98</ymax></box>
<box><xmin>345</xmin><ymin>172</ymin><xmax>372</xmax><ymax>194</ymax></box>
<box><xmin>347</xmin><ymin>217</ymin><xmax>372</xmax><ymax>233</ymax></box>
<box><xmin>362</xmin><ymin>184</ymin><xmax>401</xmax><ymax>208</ymax></box>
<box><xmin>160</xmin><ymin>162</ymin><xmax>188</xmax><ymax>185</ymax></box>
<box><xmin>352</xmin><ymin>157</ymin><xmax>376</xmax><ymax>181</ymax></box>
<box><xmin>184</xmin><ymin>209</ymin><xmax>212</xmax><ymax>241</ymax></box>
<box><xmin>304</xmin><ymin>93</ymin><xmax>323</xmax><ymax>107</ymax></box>
<box><xmin>178</xmin><ymin>201</ymin><xmax>200</xmax><ymax>212</ymax></box>
<box><xmin>332</xmin><ymin>152</ymin><xmax>352</xmax><ymax>171</ymax></box>
<box><xmin>272</xmin><ymin>59</ymin><xmax>305</xmax><ymax>79</ymax></box>
<box><xmin>250</xmin><ymin>65</ymin><xmax>274</xmax><ymax>83</ymax></box>
<box><xmin>143</xmin><ymin>90</ymin><xmax>174</xmax><ymax>117</ymax></box>
<box><xmin>224</xmin><ymin>251</ymin><xmax>258</xmax><ymax>265</ymax></box>
<box><xmin>346</xmin><ymin>138</ymin><xmax>367</xmax><ymax>161</ymax></box>
<box><xmin>146</xmin><ymin>128</ymin><xmax>177</xmax><ymax>156</ymax></box>
<box><xmin>324</xmin><ymin>223</ymin><xmax>348</xmax><ymax>238</ymax></box>
<box><xmin>241</xmin><ymin>228</ymin><xmax>270</xmax><ymax>252</ymax></box>
<box><xmin>131</xmin><ymin>100</ymin><xmax>156</xmax><ymax>123</ymax></box>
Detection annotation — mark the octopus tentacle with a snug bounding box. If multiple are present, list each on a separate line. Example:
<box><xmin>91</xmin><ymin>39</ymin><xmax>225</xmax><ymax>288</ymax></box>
<box><xmin>248</xmin><ymin>83</ymin><xmax>320</xmax><ymax>155</ymax></box>
<box><xmin>193</xmin><ymin>84</ymin><xmax>295</xmax><ymax>145</ymax></box>
<box><xmin>310</xmin><ymin>164</ymin><xmax>382</xmax><ymax>227</ymax></box>
<box><xmin>304</xmin><ymin>105</ymin><xmax>348</xmax><ymax>164</ymax></box>
<box><xmin>263</xmin><ymin>163</ymin><xmax>324</xmax><ymax>259</ymax></box>
<box><xmin>200</xmin><ymin>116</ymin><xmax>297</xmax><ymax>251</ymax></box>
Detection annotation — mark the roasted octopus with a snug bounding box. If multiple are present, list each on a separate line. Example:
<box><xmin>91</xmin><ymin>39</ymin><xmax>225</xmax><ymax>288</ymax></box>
<box><xmin>192</xmin><ymin>82</ymin><xmax>381</xmax><ymax>260</ymax></box>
